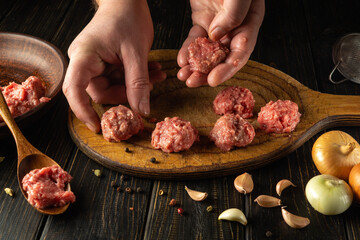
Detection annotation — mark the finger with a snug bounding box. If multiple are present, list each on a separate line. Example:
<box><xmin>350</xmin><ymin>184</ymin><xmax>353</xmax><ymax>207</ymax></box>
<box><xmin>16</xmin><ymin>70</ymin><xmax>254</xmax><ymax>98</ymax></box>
<box><xmin>177</xmin><ymin>65</ymin><xmax>192</xmax><ymax>81</ymax></box>
<box><xmin>86</xmin><ymin>76</ymin><xmax>128</xmax><ymax>104</ymax></box>
<box><xmin>177</xmin><ymin>25</ymin><xmax>208</xmax><ymax>67</ymax></box>
<box><xmin>186</xmin><ymin>72</ymin><xmax>208</xmax><ymax>88</ymax></box>
<box><xmin>122</xmin><ymin>48</ymin><xmax>151</xmax><ymax>116</ymax></box>
<box><xmin>148</xmin><ymin>61</ymin><xmax>162</xmax><ymax>71</ymax></box>
<box><xmin>63</xmin><ymin>51</ymin><xmax>105</xmax><ymax>133</ymax></box>
<box><xmin>208</xmin><ymin>0</ymin><xmax>265</xmax><ymax>86</ymax></box>
<box><xmin>207</xmin><ymin>49</ymin><xmax>248</xmax><ymax>87</ymax></box>
<box><xmin>208</xmin><ymin>0</ymin><xmax>252</xmax><ymax>41</ymax></box>
<box><xmin>149</xmin><ymin>69</ymin><xmax>167</xmax><ymax>84</ymax></box>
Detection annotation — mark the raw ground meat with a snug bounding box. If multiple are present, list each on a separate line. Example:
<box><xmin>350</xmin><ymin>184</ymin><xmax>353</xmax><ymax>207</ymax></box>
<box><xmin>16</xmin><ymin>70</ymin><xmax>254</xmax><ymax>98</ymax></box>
<box><xmin>0</xmin><ymin>76</ymin><xmax>50</xmax><ymax>119</ymax></box>
<box><xmin>257</xmin><ymin>100</ymin><xmax>301</xmax><ymax>133</ymax></box>
<box><xmin>101</xmin><ymin>105</ymin><xmax>144</xmax><ymax>142</ymax></box>
<box><xmin>22</xmin><ymin>165</ymin><xmax>76</xmax><ymax>209</ymax></box>
<box><xmin>188</xmin><ymin>37</ymin><xmax>229</xmax><ymax>74</ymax></box>
<box><xmin>213</xmin><ymin>86</ymin><xmax>255</xmax><ymax>118</ymax></box>
<box><xmin>209</xmin><ymin>113</ymin><xmax>255</xmax><ymax>152</ymax></box>
<box><xmin>151</xmin><ymin>117</ymin><xmax>199</xmax><ymax>153</ymax></box>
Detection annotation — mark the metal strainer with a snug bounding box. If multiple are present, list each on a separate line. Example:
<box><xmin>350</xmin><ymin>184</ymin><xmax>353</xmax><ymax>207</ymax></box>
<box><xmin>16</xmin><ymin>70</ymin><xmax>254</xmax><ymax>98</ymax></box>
<box><xmin>329</xmin><ymin>33</ymin><xmax>360</xmax><ymax>84</ymax></box>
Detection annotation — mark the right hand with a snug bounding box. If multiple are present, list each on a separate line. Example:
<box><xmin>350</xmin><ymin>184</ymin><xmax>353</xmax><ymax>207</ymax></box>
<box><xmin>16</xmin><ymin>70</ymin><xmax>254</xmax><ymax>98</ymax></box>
<box><xmin>62</xmin><ymin>0</ymin><xmax>166</xmax><ymax>133</ymax></box>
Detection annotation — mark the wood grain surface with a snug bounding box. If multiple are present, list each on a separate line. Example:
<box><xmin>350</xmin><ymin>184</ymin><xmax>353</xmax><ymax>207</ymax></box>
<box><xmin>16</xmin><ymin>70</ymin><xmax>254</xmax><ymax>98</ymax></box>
<box><xmin>68</xmin><ymin>50</ymin><xmax>360</xmax><ymax>179</ymax></box>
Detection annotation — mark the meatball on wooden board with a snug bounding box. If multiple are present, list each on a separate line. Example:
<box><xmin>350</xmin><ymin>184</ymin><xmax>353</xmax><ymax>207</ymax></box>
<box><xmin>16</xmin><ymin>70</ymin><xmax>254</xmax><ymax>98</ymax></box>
<box><xmin>68</xmin><ymin>50</ymin><xmax>360</xmax><ymax>180</ymax></box>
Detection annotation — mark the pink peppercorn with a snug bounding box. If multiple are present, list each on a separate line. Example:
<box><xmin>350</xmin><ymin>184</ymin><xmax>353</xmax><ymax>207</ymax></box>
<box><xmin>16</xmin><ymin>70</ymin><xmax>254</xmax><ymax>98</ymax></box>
<box><xmin>177</xmin><ymin>208</ymin><xmax>184</xmax><ymax>216</ymax></box>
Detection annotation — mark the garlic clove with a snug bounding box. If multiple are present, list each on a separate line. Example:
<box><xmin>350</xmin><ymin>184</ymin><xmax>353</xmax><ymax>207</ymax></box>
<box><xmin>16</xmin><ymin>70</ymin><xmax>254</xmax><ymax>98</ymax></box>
<box><xmin>234</xmin><ymin>172</ymin><xmax>254</xmax><ymax>194</ymax></box>
<box><xmin>281</xmin><ymin>207</ymin><xmax>310</xmax><ymax>229</ymax></box>
<box><xmin>184</xmin><ymin>186</ymin><xmax>208</xmax><ymax>201</ymax></box>
<box><xmin>254</xmin><ymin>195</ymin><xmax>281</xmax><ymax>207</ymax></box>
<box><xmin>276</xmin><ymin>179</ymin><xmax>296</xmax><ymax>196</ymax></box>
<box><xmin>218</xmin><ymin>208</ymin><xmax>247</xmax><ymax>225</ymax></box>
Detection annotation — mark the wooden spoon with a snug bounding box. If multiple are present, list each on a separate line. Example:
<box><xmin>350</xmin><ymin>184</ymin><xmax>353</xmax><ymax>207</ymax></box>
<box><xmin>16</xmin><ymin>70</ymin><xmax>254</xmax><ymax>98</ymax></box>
<box><xmin>0</xmin><ymin>91</ymin><xmax>71</xmax><ymax>215</ymax></box>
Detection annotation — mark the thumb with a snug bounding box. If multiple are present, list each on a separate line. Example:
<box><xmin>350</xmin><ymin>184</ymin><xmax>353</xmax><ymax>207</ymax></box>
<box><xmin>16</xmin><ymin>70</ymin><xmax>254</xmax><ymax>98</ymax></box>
<box><xmin>123</xmin><ymin>49</ymin><xmax>151</xmax><ymax>116</ymax></box>
<box><xmin>209</xmin><ymin>0</ymin><xmax>252</xmax><ymax>41</ymax></box>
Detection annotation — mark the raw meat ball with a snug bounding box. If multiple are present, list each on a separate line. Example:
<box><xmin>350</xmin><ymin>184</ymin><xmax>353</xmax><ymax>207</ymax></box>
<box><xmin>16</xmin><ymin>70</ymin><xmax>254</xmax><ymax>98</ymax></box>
<box><xmin>213</xmin><ymin>86</ymin><xmax>255</xmax><ymax>118</ymax></box>
<box><xmin>151</xmin><ymin>117</ymin><xmax>199</xmax><ymax>153</ymax></box>
<box><xmin>101</xmin><ymin>105</ymin><xmax>143</xmax><ymax>142</ymax></box>
<box><xmin>209</xmin><ymin>113</ymin><xmax>255</xmax><ymax>152</ymax></box>
<box><xmin>188</xmin><ymin>37</ymin><xmax>229</xmax><ymax>74</ymax></box>
<box><xmin>257</xmin><ymin>100</ymin><xmax>301</xmax><ymax>133</ymax></box>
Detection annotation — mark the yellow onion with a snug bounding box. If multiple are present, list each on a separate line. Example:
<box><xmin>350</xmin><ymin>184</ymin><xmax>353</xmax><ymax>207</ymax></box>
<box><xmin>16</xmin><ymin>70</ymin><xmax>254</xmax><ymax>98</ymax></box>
<box><xmin>349</xmin><ymin>163</ymin><xmax>360</xmax><ymax>204</ymax></box>
<box><xmin>305</xmin><ymin>174</ymin><xmax>353</xmax><ymax>215</ymax></box>
<box><xmin>312</xmin><ymin>131</ymin><xmax>360</xmax><ymax>180</ymax></box>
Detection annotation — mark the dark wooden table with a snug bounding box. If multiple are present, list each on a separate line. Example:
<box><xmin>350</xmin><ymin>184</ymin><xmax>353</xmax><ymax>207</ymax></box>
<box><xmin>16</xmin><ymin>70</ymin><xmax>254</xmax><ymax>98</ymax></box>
<box><xmin>1</xmin><ymin>0</ymin><xmax>360</xmax><ymax>239</ymax></box>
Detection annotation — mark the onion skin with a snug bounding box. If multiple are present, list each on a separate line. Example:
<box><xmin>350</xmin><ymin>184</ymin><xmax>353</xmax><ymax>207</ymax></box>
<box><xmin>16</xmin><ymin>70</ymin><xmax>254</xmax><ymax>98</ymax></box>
<box><xmin>305</xmin><ymin>174</ymin><xmax>353</xmax><ymax>215</ymax></box>
<box><xmin>349</xmin><ymin>163</ymin><xmax>360</xmax><ymax>204</ymax></box>
<box><xmin>312</xmin><ymin>131</ymin><xmax>360</xmax><ymax>180</ymax></box>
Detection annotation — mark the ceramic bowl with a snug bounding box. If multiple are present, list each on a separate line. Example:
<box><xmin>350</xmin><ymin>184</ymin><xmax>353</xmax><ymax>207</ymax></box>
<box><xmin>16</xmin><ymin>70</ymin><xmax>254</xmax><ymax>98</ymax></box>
<box><xmin>0</xmin><ymin>32</ymin><xmax>67</xmax><ymax>139</ymax></box>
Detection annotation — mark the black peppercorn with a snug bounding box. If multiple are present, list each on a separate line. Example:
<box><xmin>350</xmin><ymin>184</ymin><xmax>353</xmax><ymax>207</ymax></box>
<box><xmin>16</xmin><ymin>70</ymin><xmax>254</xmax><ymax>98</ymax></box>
<box><xmin>150</xmin><ymin>157</ymin><xmax>156</xmax><ymax>163</ymax></box>
<box><xmin>125</xmin><ymin>187</ymin><xmax>132</xmax><ymax>193</ymax></box>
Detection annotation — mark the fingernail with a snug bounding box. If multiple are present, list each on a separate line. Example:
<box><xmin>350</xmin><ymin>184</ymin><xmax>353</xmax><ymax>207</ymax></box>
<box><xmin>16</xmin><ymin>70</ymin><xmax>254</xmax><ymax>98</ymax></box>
<box><xmin>210</xmin><ymin>27</ymin><xmax>226</xmax><ymax>41</ymax></box>
<box><xmin>139</xmin><ymin>97</ymin><xmax>150</xmax><ymax>116</ymax></box>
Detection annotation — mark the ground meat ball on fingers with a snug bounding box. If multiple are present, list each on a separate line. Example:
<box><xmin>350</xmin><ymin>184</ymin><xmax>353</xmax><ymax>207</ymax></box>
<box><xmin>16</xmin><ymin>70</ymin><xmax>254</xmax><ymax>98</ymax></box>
<box><xmin>213</xmin><ymin>86</ymin><xmax>255</xmax><ymax>118</ymax></box>
<box><xmin>188</xmin><ymin>37</ymin><xmax>229</xmax><ymax>74</ymax></box>
<box><xmin>101</xmin><ymin>105</ymin><xmax>144</xmax><ymax>142</ymax></box>
<box><xmin>257</xmin><ymin>100</ymin><xmax>301</xmax><ymax>133</ymax></box>
<box><xmin>151</xmin><ymin>117</ymin><xmax>199</xmax><ymax>153</ymax></box>
<box><xmin>209</xmin><ymin>113</ymin><xmax>255</xmax><ymax>152</ymax></box>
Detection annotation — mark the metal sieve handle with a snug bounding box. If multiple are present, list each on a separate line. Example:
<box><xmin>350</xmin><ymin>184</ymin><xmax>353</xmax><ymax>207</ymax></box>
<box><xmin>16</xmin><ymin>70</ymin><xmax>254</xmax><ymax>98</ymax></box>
<box><xmin>329</xmin><ymin>61</ymin><xmax>349</xmax><ymax>84</ymax></box>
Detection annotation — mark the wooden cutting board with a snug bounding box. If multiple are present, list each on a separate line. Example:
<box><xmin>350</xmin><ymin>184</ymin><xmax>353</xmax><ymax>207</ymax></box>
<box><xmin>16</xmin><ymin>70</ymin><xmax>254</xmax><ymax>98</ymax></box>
<box><xmin>68</xmin><ymin>50</ymin><xmax>360</xmax><ymax>179</ymax></box>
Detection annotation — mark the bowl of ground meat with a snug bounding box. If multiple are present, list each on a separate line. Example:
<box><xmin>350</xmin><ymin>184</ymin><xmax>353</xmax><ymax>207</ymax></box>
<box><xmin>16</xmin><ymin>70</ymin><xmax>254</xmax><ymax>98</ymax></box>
<box><xmin>0</xmin><ymin>33</ymin><xmax>66</xmax><ymax>139</ymax></box>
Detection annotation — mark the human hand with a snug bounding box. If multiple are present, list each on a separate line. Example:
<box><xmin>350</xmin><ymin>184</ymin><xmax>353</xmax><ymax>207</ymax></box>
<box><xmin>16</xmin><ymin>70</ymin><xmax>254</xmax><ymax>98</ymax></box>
<box><xmin>63</xmin><ymin>0</ymin><xmax>166</xmax><ymax>133</ymax></box>
<box><xmin>177</xmin><ymin>0</ymin><xmax>265</xmax><ymax>87</ymax></box>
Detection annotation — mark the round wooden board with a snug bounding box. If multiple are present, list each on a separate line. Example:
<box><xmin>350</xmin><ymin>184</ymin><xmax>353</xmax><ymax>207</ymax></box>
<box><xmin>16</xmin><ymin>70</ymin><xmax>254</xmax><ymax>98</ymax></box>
<box><xmin>68</xmin><ymin>50</ymin><xmax>360</xmax><ymax>179</ymax></box>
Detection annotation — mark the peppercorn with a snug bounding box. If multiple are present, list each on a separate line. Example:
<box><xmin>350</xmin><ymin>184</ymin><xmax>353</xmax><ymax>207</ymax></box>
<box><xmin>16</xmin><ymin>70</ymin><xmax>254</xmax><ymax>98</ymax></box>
<box><xmin>124</xmin><ymin>147</ymin><xmax>131</xmax><ymax>153</ymax></box>
<box><xmin>158</xmin><ymin>189</ymin><xmax>164</xmax><ymax>196</ymax></box>
<box><xmin>136</xmin><ymin>187</ymin><xmax>143</xmax><ymax>193</ymax></box>
<box><xmin>150</xmin><ymin>157</ymin><xmax>156</xmax><ymax>163</ymax></box>
<box><xmin>92</xmin><ymin>169</ymin><xmax>102</xmax><ymax>177</ymax></box>
<box><xmin>206</xmin><ymin>205</ymin><xmax>213</xmax><ymax>212</ymax></box>
<box><xmin>169</xmin><ymin>199</ymin><xmax>176</xmax><ymax>207</ymax></box>
<box><xmin>125</xmin><ymin>187</ymin><xmax>132</xmax><ymax>193</ymax></box>
<box><xmin>177</xmin><ymin>208</ymin><xmax>184</xmax><ymax>216</ymax></box>
<box><xmin>266</xmin><ymin>231</ymin><xmax>273</xmax><ymax>238</ymax></box>
<box><xmin>4</xmin><ymin>188</ymin><xmax>14</xmax><ymax>197</ymax></box>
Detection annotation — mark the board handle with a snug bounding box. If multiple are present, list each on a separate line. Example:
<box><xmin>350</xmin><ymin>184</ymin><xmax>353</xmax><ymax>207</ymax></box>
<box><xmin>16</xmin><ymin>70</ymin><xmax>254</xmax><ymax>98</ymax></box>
<box><xmin>307</xmin><ymin>91</ymin><xmax>360</xmax><ymax>128</ymax></box>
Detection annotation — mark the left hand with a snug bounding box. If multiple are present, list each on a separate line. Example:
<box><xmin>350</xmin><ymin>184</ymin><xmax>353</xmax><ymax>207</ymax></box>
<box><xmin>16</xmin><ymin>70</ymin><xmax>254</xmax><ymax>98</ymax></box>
<box><xmin>177</xmin><ymin>0</ymin><xmax>265</xmax><ymax>87</ymax></box>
